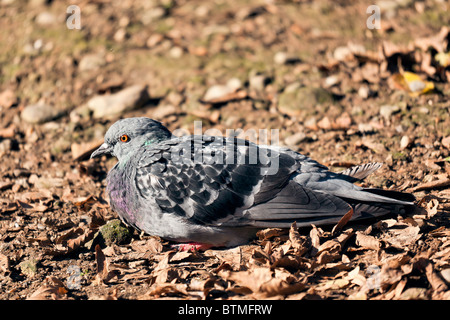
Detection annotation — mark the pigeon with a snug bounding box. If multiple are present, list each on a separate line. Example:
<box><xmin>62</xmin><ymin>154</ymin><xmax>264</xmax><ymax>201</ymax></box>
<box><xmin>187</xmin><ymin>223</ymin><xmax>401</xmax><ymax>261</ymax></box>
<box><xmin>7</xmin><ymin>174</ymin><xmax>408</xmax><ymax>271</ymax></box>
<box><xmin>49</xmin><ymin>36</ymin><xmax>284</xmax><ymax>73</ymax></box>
<box><xmin>91</xmin><ymin>117</ymin><xmax>415</xmax><ymax>249</ymax></box>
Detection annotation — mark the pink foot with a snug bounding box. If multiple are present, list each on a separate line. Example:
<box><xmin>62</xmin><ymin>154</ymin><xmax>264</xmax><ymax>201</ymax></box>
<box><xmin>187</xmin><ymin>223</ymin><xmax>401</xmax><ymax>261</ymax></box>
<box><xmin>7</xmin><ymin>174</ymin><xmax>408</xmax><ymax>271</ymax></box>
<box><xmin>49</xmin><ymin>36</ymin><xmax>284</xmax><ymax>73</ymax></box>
<box><xmin>171</xmin><ymin>242</ymin><xmax>212</xmax><ymax>252</ymax></box>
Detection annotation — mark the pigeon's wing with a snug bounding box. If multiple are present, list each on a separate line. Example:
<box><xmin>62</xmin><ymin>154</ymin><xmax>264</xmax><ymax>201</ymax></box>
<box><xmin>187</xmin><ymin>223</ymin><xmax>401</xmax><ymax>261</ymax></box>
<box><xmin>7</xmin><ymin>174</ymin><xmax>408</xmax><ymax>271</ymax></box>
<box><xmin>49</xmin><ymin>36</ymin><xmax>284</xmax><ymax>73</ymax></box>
<box><xmin>244</xmin><ymin>181</ymin><xmax>353</xmax><ymax>228</ymax></box>
<box><xmin>134</xmin><ymin>135</ymin><xmax>307</xmax><ymax>226</ymax></box>
<box><xmin>133</xmin><ymin>135</ymin><xmax>362</xmax><ymax>229</ymax></box>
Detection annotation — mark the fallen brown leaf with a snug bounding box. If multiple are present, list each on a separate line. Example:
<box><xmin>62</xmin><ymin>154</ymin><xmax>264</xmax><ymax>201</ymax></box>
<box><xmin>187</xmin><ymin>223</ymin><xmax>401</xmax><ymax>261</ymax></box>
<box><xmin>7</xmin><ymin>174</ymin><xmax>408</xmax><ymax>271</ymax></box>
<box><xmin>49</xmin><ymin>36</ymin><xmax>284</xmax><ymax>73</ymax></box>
<box><xmin>355</xmin><ymin>139</ymin><xmax>388</xmax><ymax>154</ymax></box>
<box><xmin>288</xmin><ymin>222</ymin><xmax>310</xmax><ymax>256</ymax></box>
<box><xmin>382</xmin><ymin>225</ymin><xmax>421</xmax><ymax>250</ymax></box>
<box><xmin>414</xmin><ymin>26</ymin><xmax>449</xmax><ymax>54</ymax></box>
<box><xmin>130</xmin><ymin>237</ymin><xmax>163</xmax><ymax>254</ymax></box>
<box><xmin>201</xmin><ymin>89</ymin><xmax>247</xmax><ymax>104</ymax></box>
<box><xmin>27</xmin><ymin>276</ymin><xmax>68</xmax><ymax>300</ymax></box>
<box><xmin>411</xmin><ymin>177</ymin><xmax>450</xmax><ymax>192</ymax></box>
<box><xmin>51</xmin><ymin>226</ymin><xmax>96</xmax><ymax>255</ymax></box>
<box><xmin>355</xmin><ymin>231</ymin><xmax>381</xmax><ymax>250</ymax></box>
<box><xmin>140</xmin><ymin>283</ymin><xmax>188</xmax><ymax>299</ymax></box>
<box><xmin>425</xmin><ymin>262</ymin><xmax>448</xmax><ymax>294</ymax></box>
<box><xmin>0</xmin><ymin>253</ymin><xmax>9</xmax><ymax>273</ymax></box>
<box><xmin>222</xmin><ymin>267</ymin><xmax>306</xmax><ymax>298</ymax></box>
<box><xmin>71</xmin><ymin>138</ymin><xmax>104</xmax><ymax>161</ymax></box>
<box><xmin>256</xmin><ymin>227</ymin><xmax>285</xmax><ymax>241</ymax></box>
<box><xmin>309</xmin><ymin>225</ymin><xmax>322</xmax><ymax>256</ymax></box>
<box><xmin>206</xmin><ymin>246</ymin><xmax>242</xmax><ymax>271</ymax></box>
<box><xmin>94</xmin><ymin>244</ymin><xmax>118</xmax><ymax>284</ymax></box>
<box><xmin>332</xmin><ymin>207</ymin><xmax>354</xmax><ymax>235</ymax></box>
<box><xmin>317</xmin><ymin>229</ymin><xmax>354</xmax><ymax>256</ymax></box>
<box><xmin>0</xmin><ymin>125</ymin><xmax>15</xmax><ymax>138</ymax></box>
<box><xmin>0</xmin><ymin>89</ymin><xmax>18</xmax><ymax>108</ymax></box>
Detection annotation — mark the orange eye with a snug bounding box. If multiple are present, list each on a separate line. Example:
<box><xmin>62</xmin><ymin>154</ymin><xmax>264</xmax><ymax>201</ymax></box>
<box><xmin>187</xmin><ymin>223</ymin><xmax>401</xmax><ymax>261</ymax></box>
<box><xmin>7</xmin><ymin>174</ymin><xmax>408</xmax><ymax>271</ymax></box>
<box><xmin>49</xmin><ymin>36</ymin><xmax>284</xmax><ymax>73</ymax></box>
<box><xmin>120</xmin><ymin>134</ymin><xmax>130</xmax><ymax>143</ymax></box>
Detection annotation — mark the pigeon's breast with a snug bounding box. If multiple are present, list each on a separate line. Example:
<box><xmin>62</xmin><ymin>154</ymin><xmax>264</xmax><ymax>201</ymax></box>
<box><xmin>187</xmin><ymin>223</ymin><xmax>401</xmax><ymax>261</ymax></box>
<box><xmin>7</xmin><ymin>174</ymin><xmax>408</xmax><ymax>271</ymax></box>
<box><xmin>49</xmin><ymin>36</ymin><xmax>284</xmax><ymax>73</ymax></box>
<box><xmin>106</xmin><ymin>165</ymin><xmax>137</xmax><ymax>226</ymax></box>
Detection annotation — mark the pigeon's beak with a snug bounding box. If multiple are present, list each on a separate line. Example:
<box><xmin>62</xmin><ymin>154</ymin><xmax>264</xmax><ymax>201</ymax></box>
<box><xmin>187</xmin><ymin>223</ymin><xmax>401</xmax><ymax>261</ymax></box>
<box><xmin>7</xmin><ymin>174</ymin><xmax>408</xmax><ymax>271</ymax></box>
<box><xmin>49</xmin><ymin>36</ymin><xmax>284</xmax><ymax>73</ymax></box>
<box><xmin>90</xmin><ymin>142</ymin><xmax>112</xmax><ymax>159</ymax></box>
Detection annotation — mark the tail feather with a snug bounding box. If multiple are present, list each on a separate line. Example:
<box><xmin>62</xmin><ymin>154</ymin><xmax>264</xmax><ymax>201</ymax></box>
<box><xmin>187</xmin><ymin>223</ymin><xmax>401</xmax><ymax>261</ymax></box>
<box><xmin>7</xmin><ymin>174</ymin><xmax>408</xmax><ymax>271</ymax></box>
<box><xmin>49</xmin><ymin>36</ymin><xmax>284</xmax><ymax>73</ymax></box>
<box><xmin>363</xmin><ymin>188</ymin><xmax>416</xmax><ymax>203</ymax></box>
<box><xmin>350</xmin><ymin>201</ymin><xmax>414</xmax><ymax>221</ymax></box>
<box><xmin>338</xmin><ymin>162</ymin><xmax>383</xmax><ymax>182</ymax></box>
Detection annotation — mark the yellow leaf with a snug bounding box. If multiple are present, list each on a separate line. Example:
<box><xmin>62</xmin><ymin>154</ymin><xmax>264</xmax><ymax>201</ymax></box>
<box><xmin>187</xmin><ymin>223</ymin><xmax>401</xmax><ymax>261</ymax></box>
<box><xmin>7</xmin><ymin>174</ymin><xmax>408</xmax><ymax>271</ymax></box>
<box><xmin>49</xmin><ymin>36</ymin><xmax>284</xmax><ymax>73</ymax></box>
<box><xmin>402</xmin><ymin>71</ymin><xmax>434</xmax><ymax>95</ymax></box>
<box><xmin>390</xmin><ymin>72</ymin><xmax>434</xmax><ymax>96</ymax></box>
<box><xmin>435</xmin><ymin>52</ymin><xmax>450</xmax><ymax>67</ymax></box>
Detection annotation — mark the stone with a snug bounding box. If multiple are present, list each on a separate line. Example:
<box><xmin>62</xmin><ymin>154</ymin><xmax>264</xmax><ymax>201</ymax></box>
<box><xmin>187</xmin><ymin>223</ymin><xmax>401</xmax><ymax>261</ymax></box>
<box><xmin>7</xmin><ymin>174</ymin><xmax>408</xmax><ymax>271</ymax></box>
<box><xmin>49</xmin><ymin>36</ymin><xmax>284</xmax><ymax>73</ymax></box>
<box><xmin>78</xmin><ymin>53</ymin><xmax>106</xmax><ymax>72</ymax></box>
<box><xmin>69</xmin><ymin>104</ymin><xmax>91</xmax><ymax>123</ymax></box>
<box><xmin>379</xmin><ymin>105</ymin><xmax>400</xmax><ymax>120</ymax></box>
<box><xmin>29</xmin><ymin>175</ymin><xmax>64</xmax><ymax>189</ymax></box>
<box><xmin>202</xmin><ymin>78</ymin><xmax>242</xmax><ymax>103</ymax></box>
<box><xmin>21</xmin><ymin>103</ymin><xmax>63</xmax><ymax>124</ymax></box>
<box><xmin>169</xmin><ymin>46</ymin><xmax>183</xmax><ymax>59</ymax></box>
<box><xmin>113</xmin><ymin>28</ymin><xmax>127</xmax><ymax>42</ymax></box>
<box><xmin>146</xmin><ymin>34</ymin><xmax>164</xmax><ymax>48</ymax></box>
<box><xmin>99</xmin><ymin>219</ymin><xmax>133</xmax><ymax>246</ymax></box>
<box><xmin>19</xmin><ymin>258</ymin><xmax>38</xmax><ymax>277</ymax></box>
<box><xmin>0</xmin><ymin>139</ymin><xmax>12</xmax><ymax>158</ymax></box>
<box><xmin>400</xmin><ymin>135</ymin><xmax>411</xmax><ymax>150</ymax></box>
<box><xmin>284</xmin><ymin>132</ymin><xmax>307</xmax><ymax>147</ymax></box>
<box><xmin>274</xmin><ymin>51</ymin><xmax>300</xmax><ymax>65</ymax></box>
<box><xmin>0</xmin><ymin>89</ymin><xmax>18</xmax><ymax>108</ymax></box>
<box><xmin>141</xmin><ymin>7</ymin><xmax>166</xmax><ymax>25</ymax></box>
<box><xmin>441</xmin><ymin>136</ymin><xmax>450</xmax><ymax>150</ymax></box>
<box><xmin>440</xmin><ymin>268</ymin><xmax>450</xmax><ymax>284</ymax></box>
<box><xmin>324</xmin><ymin>75</ymin><xmax>339</xmax><ymax>88</ymax></box>
<box><xmin>358</xmin><ymin>85</ymin><xmax>371</xmax><ymax>99</ymax></box>
<box><xmin>152</xmin><ymin>104</ymin><xmax>177</xmax><ymax>119</ymax></box>
<box><xmin>278</xmin><ymin>83</ymin><xmax>333</xmax><ymax>116</ymax></box>
<box><xmin>87</xmin><ymin>84</ymin><xmax>150</xmax><ymax>119</ymax></box>
<box><xmin>35</xmin><ymin>11</ymin><xmax>56</xmax><ymax>26</ymax></box>
<box><xmin>249</xmin><ymin>73</ymin><xmax>268</xmax><ymax>91</ymax></box>
<box><xmin>333</xmin><ymin>46</ymin><xmax>352</xmax><ymax>61</ymax></box>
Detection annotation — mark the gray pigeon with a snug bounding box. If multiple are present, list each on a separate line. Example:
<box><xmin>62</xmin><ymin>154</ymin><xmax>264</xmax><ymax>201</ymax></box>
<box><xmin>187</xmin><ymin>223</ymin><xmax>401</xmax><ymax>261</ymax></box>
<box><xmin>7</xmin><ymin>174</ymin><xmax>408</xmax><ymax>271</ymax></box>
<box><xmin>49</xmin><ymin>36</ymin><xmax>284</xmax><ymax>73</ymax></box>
<box><xmin>91</xmin><ymin>117</ymin><xmax>415</xmax><ymax>249</ymax></box>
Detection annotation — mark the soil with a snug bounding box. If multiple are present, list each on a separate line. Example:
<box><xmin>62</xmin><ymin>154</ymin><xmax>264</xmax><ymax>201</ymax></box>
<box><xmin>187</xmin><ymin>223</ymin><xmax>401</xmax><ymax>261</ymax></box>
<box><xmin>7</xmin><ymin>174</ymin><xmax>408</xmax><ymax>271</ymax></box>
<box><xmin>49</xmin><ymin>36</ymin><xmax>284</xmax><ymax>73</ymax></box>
<box><xmin>0</xmin><ymin>0</ymin><xmax>450</xmax><ymax>300</ymax></box>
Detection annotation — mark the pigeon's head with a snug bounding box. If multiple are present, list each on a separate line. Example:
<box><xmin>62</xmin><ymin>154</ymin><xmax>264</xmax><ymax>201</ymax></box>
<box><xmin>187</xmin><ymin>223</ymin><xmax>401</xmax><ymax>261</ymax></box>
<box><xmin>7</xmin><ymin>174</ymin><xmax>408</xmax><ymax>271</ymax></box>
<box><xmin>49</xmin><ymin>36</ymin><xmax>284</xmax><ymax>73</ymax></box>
<box><xmin>91</xmin><ymin>117</ymin><xmax>172</xmax><ymax>161</ymax></box>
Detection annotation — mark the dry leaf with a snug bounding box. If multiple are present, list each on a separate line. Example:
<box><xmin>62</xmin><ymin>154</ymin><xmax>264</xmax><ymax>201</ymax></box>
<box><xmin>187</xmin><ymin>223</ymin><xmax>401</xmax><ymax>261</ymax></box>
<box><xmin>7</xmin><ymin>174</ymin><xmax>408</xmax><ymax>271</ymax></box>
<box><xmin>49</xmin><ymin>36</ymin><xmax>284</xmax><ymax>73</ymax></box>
<box><xmin>383</xmin><ymin>225</ymin><xmax>421</xmax><ymax>249</ymax></box>
<box><xmin>332</xmin><ymin>207</ymin><xmax>354</xmax><ymax>235</ymax></box>
<box><xmin>27</xmin><ymin>276</ymin><xmax>68</xmax><ymax>300</ymax></box>
<box><xmin>169</xmin><ymin>251</ymin><xmax>193</xmax><ymax>262</ymax></box>
<box><xmin>389</xmin><ymin>72</ymin><xmax>434</xmax><ymax>96</ymax></box>
<box><xmin>289</xmin><ymin>222</ymin><xmax>310</xmax><ymax>256</ymax></box>
<box><xmin>316</xmin><ymin>278</ymin><xmax>350</xmax><ymax>291</ymax></box>
<box><xmin>130</xmin><ymin>237</ymin><xmax>163</xmax><ymax>254</ymax></box>
<box><xmin>94</xmin><ymin>244</ymin><xmax>118</xmax><ymax>284</ymax></box>
<box><xmin>0</xmin><ymin>253</ymin><xmax>9</xmax><ymax>273</ymax></box>
<box><xmin>140</xmin><ymin>283</ymin><xmax>188</xmax><ymax>299</ymax></box>
<box><xmin>71</xmin><ymin>138</ymin><xmax>104</xmax><ymax>161</ymax></box>
<box><xmin>50</xmin><ymin>226</ymin><xmax>96</xmax><ymax>255</ymax></box>
<box><xmin>425</xmin><ymin>198</ymin><xmax>440</xmax><ymax>218</ymax></box>
<box><xmin>222</xmin><ymin>267</ymin><xmax>305</xmax><ymax>298</ymax></box>
<box><xmin>256</xmin><ymin>228</ymin><xmax>285</xmax><ymax>240</ymax></box>
<box><xmin>0</xmin><ymin>125</ymin><xmax>16</xmax><ymax>138</ymax></box>
<box><xmin>414</xmin><ymin>26</ymin><xmax>449</xmax><ymax>53</ymax></box>
<box><xmin>425</xmin><ymin>262</ymin><xmax>448</xmax><ymax>293</ymax></box>
<box><xmin>207</xmin><ymin>246</ymin><xmax>242</xmax><ymax>271</ymax></box>
<box><xmin>411</xmin><ymin>177</ymin><xmax>450</xmax><ymax>192</ymax></box>
<box><xmin>73</xmin><ymin>195</ymin><xmax>99</xmax><ymax>211</ymax></box>
<box><xmin>355</xmin><ymin>231</ymin><xmax>380</xmax><ymax>250</ymax></box>
<box><xmin>309</xmin><ymin>225</ymin><xmax>322</xmax><ymax>256</ymax></box>
<box><xmin>355</xmin><ymin>139</ymin><xmax>387</xmax><ymax>154</ymax></box>
<box><xmin>317</xmin><ymin>229</ymin><xmax>354</xmax><ymax>256</ymax></box>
